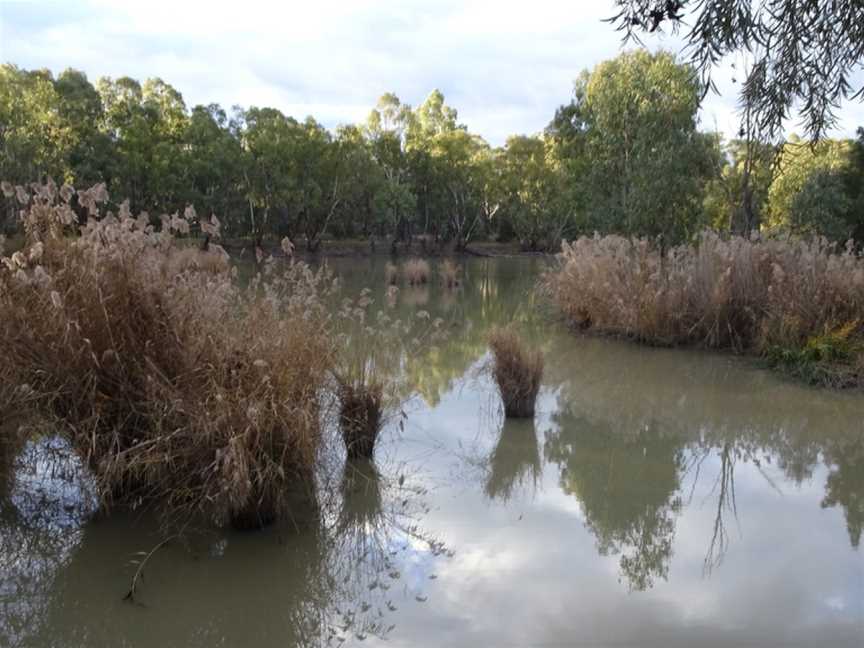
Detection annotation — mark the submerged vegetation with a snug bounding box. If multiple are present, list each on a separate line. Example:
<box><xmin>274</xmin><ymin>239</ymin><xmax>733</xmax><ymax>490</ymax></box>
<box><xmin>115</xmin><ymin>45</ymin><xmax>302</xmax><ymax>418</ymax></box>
<box><xmin>488</xmin><ymin>328</ymin><xmax>544</xmax><ymax>418</ymax></box>
<box><xmin>544</xmin><ymin>231</ymin><xmax>864</xmax><ymax>386</ymax></box>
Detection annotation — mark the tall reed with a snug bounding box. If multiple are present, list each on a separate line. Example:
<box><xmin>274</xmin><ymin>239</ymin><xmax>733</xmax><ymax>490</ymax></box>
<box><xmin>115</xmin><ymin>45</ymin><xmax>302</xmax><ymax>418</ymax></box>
<box><xmin>0</xmin><ymin>180</ymin><xmax>335</xmax><ymax>530</ymax></box>
<box><xmin>332</xmin><ymin>291</ymin><xmax>445</xmax><ymax>459</ymax></box>
<box><xmin>543</xmin><ymin>231</ymin><xmax>864</xmax><ymax>385</ymax></box>
<box><xmin>438</xmin><ymin>259</ymin><xmax>461</xmax><ymax>288</ymax></box>
<box><xmin>403</xmin><ymin>259</ymin><xmax>430</xmax><ymax>286</ymax></box>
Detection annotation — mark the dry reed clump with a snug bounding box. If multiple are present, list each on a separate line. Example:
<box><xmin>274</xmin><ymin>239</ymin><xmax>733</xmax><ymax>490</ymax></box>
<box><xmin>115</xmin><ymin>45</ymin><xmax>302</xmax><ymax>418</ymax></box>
<box><xmin>164</xmin><ymin>245</ymin><xmax>231</xmax><ymax>275</ymax></box>
<box><xmin>332</xmin><ymin>290</ymin><xmax>445</xmax><ymax>459</ymax></box>
<box><xmin>0</xmin><ymin>180</ymin><xmax>336</xmax><ymax>530</ymax></box>
<box><xmin>402</xmin><ymin>259</ymin><xmax>430</xmax><ymax>286</ymax></box>
<box><xmin>337</xmin><ymin>381</ymin><xmax>384</xmax><ymax>460</ymax></box>
<box><xmin>438</xmin><ymin>259</ymin><xmax>461</xmax><ymax>288</ymax></box>
<box><xmin>543</xmin><ymin>231</ymin><xmax>864</xmax><ymax>384</ymax></box>
<box><xmin>384</xmin><ymin>262</ymin><xmax>399</xmax><ymax>286</ymax></box>
<box><xmin>488</xmin><ymin>328</ymin><xmax>544</xmax><ymax>418</ymax></box>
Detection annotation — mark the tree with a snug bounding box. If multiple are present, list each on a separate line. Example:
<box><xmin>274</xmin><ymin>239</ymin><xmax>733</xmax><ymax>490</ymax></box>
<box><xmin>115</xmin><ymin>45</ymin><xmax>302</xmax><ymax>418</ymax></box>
<box><xmin>559</xmin><ymin>50</ymin><xmax>717</xmax><ymax>243</ymax></box>
<box><xmin>609</xmin><ymin>1</ymin><xmax>864</xmax><ymax>141</ymax></box>
<box><xmin>767</xmin><ymin>136</ymin><xmax>861</xmax><ymax>241</ymax></box>
<box><xmin>0</xmin><ymin>65</ymin><xmax>71</xmax><ymax>185</ymax></box>
<box><xmin>366</xmin><ymin>94</ymin><xmax>416</xmax><ymax>243</ymax></box>
<box><xmin>240</xmin><ymin>107</ymin><xmax>298</xmax><ymax>244</ymax></box>
<box><xmin>497</xmin><ymin>135</ymin><xmax>572</xmax><ymax>251</ymax></box>
<box><xmin>53</xmin><ymin>69</ymin><xmax>113</xmax><ymax>187</ymax></box>
<box><xmin>702</xmin><ymin>137</ymin><xmax>775</xmax><ymax>233</ymax></box>
<box><xmin>184</xmin><ymin>104</ymin><xmax>245</xmax><ymax>232</ymax></box>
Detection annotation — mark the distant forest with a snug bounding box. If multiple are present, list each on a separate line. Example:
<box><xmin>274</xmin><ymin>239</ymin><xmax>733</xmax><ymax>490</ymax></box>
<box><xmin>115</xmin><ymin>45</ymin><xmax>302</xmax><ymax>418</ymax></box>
<box><xmin>2</xmin><ymin>50</ymin><xmax>863</xmax><ymax>251</ymax></box>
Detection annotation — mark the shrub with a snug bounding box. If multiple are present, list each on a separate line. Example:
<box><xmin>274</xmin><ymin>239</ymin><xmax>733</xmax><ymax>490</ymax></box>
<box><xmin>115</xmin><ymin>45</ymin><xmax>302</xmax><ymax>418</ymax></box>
<box><xmin>488</xmin><ymin>328</ymin><xmax>544</xmax><ymax>418</ymax></box>
<box><xmin>402</xmin><ymin>259</ymin><xmax>430</xmax><ymax>286</ymax></box>
<box><xmin>543</xmin><ymin>231</ymin><xmax>864</xmax><ymax>385</ymax></box>
<box><xmin>438</xmin><ymin>259</ymin><xmax>461</xmax><ymax>288</ymax></box>
<box><xmin>0</xmin><ymin>180</ymin><xmax>335</xmax><ymax>530</ymax></box>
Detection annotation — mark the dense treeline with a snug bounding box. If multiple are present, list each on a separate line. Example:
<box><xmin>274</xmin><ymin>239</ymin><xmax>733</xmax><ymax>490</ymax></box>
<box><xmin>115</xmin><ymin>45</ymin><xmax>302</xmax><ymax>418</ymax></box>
<box><xmin>2</xmin><ymin>50</ymin><xmax>863</xmax><ymax>251</ymax></box>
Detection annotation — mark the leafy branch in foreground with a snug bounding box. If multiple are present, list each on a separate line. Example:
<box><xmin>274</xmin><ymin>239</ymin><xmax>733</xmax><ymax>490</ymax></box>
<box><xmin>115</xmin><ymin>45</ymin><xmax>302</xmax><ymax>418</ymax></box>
<box><xmin>609</xmin><ymin>1</ymin><xmax>864</xmax><ymax>140</ymax></box>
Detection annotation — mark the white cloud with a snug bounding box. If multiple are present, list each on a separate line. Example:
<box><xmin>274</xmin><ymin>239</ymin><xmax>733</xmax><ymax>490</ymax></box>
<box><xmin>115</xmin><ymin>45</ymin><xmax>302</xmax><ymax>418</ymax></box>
<box><xmin>1</xmin><ymin>1</ymin><xmax>861</xmax><ymax>144</ymax></box>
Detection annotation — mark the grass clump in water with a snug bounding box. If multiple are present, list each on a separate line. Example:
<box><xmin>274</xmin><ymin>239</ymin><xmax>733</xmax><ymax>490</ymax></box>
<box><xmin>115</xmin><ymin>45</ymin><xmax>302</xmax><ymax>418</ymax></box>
<box><xmin>488</xmin><ymin>327</ymin><xmax>544</xmax><ymax>418</ymax></box>
<box><xmin>438</xmin><ymin>259</ymin><xmax>461</xmax><ymax>288</ymax></box>
<box><xmin>403</xmin><ymin>259</ymin><xmax>430</xmax><ymax>286</ymax></box>
<box><xmin>384</xmin><ymin>262</ymin><xmax>399</xmax><ymax>286</ymax></box>
<box><xmin>0</xmin><ymin>180</ymin><xmax>335</xmax><ymax>531</ymax></box>
<box><xmin>338</xmin><ymin>380</ymin><xmax>384</xmax><ymax>460</ymax></box>
<box><xmin>332</xmin><ymin>290</ymin><xmax>446</xmax><ymax>459</ymax></box>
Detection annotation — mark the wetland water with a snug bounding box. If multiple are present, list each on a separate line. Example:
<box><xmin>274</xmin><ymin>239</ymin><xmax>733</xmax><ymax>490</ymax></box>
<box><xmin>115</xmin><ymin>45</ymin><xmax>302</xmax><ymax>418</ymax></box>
<box><xmin>1</xmin><ymin>257</ymin><xmax>862</xmax><ymax>647</ymax></box>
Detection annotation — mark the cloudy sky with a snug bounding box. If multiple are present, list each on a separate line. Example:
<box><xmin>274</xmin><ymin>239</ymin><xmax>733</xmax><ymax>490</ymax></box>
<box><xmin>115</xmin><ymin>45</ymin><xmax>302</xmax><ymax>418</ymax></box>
<box><xmin>2</xmin><ymin>0</ymin><xmax>863</xmax><ymax>145</ymax></box>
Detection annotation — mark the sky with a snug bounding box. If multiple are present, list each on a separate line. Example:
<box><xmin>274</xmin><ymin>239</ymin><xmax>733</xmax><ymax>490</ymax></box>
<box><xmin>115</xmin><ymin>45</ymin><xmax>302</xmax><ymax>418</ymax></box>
<box><xmin>1</xmin><ymin>0</ymin><xmax>863</xmax><ymax>146</ymax></box>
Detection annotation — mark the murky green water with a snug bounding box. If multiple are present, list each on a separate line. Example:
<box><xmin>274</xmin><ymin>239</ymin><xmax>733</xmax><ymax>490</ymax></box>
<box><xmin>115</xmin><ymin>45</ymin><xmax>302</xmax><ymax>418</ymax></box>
<box><xmin>2</xmin><ymin>257</ymin><xmax>862</xmax><ymax>647</ymax></box>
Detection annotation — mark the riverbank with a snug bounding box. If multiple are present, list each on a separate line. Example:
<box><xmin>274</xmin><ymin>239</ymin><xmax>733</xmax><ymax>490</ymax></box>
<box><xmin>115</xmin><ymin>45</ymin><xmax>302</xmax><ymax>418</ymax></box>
<box><xmin>219</xmin><ymin>237</ymin><xmax>552</xmax><ymax>259</ymax></box>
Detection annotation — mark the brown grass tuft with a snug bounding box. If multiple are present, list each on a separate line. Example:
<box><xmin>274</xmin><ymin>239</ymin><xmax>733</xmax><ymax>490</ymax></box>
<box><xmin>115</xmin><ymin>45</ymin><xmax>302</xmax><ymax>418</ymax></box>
<box><xmin>403</xmin><ymin>259</ymin><xmax>430</xmax><ymax>286</ymax></box>
<box><xmin>338</xmin><ymin>381</ymin><xmax>384</xmax><ymax>460</ymax></box>
<box><xmin>438</xmin><ymin>259</ymin><xmax>461</xmax><ymax>288</ymax></box>
<box><xmin>488</xmin><ymin>328</ymin><xmax>544</xmax><ymax>418</ymax></box>
<box><xmin>384</xmin><ymin>262</ymin><xmax>399</xmax><ymax>286</ymax></box>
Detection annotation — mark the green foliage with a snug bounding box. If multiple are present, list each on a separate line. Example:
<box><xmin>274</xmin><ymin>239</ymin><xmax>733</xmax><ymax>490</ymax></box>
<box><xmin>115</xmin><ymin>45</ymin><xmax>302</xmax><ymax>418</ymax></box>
<box><xmin>768</xmin><ymin>138</ymin><xmax>862</xmax><ymax>242</ymax></box>
<box><xmin>2</xmin><ymin>58</ymin><xmax>862</xmax><ymax>248</ymax></box>
<box><xmin>556</xmin><ymin>50</ymin><xmax>718</xmax><ymax>243</ymax></box>
<box><xmin>497</xmin><ymin>135</ymin><xmax>572</xmax><ymax>250</ymax></box>
<box><xmin>766</xmin><ymin>321</ymin><xmax>863</xmax><ymax>387</ymax></box>
<box><xmin>702</xmin><ymin>138</ymin><xmax>775</xmax><ymax>232</ymax></box>
<box><xmin>610</xmin><ymin>1</ymin><xmax>864</xmax><ymax>141</ymax></box>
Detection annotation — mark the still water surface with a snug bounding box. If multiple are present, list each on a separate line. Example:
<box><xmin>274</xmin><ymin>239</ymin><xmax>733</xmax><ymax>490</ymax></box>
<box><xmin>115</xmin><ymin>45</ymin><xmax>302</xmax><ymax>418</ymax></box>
<box><xmin>1</xmin><ymin>257</ymin><xmax>862</xmax><ymax>647</ymax></box>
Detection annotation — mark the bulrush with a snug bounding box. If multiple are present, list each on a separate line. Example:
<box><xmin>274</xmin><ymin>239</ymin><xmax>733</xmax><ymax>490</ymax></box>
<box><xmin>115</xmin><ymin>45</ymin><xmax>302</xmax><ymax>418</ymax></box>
<box><xmin>488</xmin><ymin>328</ymin><xmax>544</xmax><ymax>418</ymax></box>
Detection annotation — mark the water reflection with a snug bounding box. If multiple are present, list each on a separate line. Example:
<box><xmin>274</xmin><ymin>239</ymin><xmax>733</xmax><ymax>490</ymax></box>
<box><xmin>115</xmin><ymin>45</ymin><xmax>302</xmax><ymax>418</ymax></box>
<box><xmin>484</xmin><ymin>419</ymin><xmax>542</xmax><ymax>502</ymax></box>
<box><xmin>545</xmin><ymin>411</ymin><xmax>683</xmax><ymax>591</ymax></box>
<box><xmin>821</xmin><ymin>439</ymin><xmax>864</xmax><ymax>549</ymax></box>
<box><xmin>2</xmin><ymin>257</ymin><xmax>862</xmax><ymax>647</ymax></box>
<box><xmin>543</xmin><ymin>328</ymin><xmax>864</xmax><ymax>588</ymax></box>
<box><xmin>0</xmin><ymin>442</ymin><xmax>451</xmax><ymax>647</ymax></box>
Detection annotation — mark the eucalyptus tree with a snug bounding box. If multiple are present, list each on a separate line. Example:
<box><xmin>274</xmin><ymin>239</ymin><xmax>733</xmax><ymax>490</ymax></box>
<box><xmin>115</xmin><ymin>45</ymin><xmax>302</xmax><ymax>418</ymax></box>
<box><xmin>291</xmin><ymin>117</ymin><xmax>344</xmax><ymax>252</ymax></box>
<box><xmin>365</xmin><ymin>94</ymin><xmax>416</xmax><ymax>242</ymax></box>
<box><xmin>559</xmin><ymin>50</ymin><xmax>717</xmax><ymax>243</ymax></box>
<box><xmin>53</xmin><ymin>69</ymin><xmax>114</xmax><ymax>187</ymax></box>
<box><xmin>768</xmin><ymin>136</ymin><xmax>862</xmax><ymax>241</ymax></box>
<box><xmin>0</xmin><ymin>65</ymin><xmax>71</xmax><ymax>186</ymax></box>
<box><xmin>184</xmin><ymin>103</ymin><xmax>245</xmax><ymax>231</ymax></box>
<box><xmin>330</xmin><ymin>125</ymin><xmax>383</xmax><ymax>239</ymax></box>
<box><xmin>702</xmin><ymin>138</ymin><xmax>775</xmax><ymax>232</ymax></box>
<box><xmin>498</xmin><ymin>135</ymin><xmax>572</xmax><ymax>251</ymax></box>
<box><xmin>240</xmin><ymin>106</ymin><xmax>298</xmax><ymax>244</ymax></box>
<box><xmin>96</xmin><ymin>76</ymin><xmax>189</xmax><ymax>213</ymax></box>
